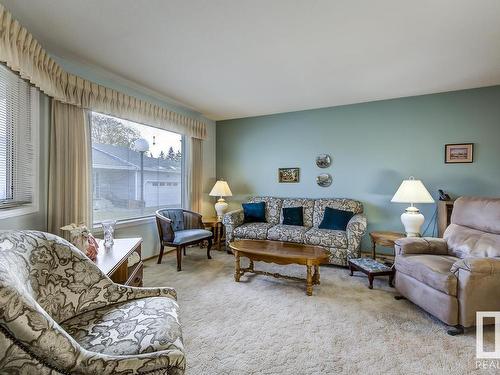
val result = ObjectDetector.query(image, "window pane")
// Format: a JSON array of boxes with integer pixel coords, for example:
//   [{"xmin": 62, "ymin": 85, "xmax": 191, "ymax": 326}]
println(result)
[{"xmin": 91, "ymin": 112, "xmax": 183, "ymax": 223}]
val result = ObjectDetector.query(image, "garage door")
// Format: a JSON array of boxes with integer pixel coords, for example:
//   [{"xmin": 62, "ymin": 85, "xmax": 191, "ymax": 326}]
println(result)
[{"xmin": 144, "ymin": 181, "xmax": 181, "ymax": 207}]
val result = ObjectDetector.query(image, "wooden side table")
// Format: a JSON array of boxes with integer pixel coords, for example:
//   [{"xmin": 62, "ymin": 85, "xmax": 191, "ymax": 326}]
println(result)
[
  {"xmin": 438, "ymin": 200, "xmax": 455, "ymax": 237},
  {"xmin": 202, "ymin": 217, "xmax": 226, "ymax": 252},
  {"xmin": 95, "ymin": 238, "xmax": 143, "ymax": 286},
  {"xmin": 369, "ymin": 231, "xmax": 405, "ymax": 260}
]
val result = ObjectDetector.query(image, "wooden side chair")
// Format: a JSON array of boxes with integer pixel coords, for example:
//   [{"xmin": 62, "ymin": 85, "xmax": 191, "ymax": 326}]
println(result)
[{"xmin": 156, "ymin": 209, "xmax": 213, "ymax": 271}]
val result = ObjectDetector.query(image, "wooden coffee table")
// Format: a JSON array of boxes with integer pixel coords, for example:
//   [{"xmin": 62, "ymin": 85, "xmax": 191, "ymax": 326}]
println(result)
[{"xmin": 229, "ymin": 239, "xmax": 330, "ymax": 296}]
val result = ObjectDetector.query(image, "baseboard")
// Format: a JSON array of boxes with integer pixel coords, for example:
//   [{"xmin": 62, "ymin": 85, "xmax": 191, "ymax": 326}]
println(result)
[
  {"xmin": 142, "ymin": 247, "xmax": 176, "ymax": 262},
  {"xmin": 142, "ymin": 244, "xmax": 218, "ymax": 262}
]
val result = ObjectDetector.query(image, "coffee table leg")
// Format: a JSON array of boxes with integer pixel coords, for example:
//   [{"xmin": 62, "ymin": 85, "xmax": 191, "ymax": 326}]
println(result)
[
  {"xmin": 313, "ymin": 265, "xmax": 320, "ymax": 285},
  {"xmin": 249, "ymin": 259, "xmax": 254, "ymax": 272},
  {"xmin": 234, "ymin": 251, "xmax": 241, "ymax": 282},
  {"xmin": 306, "ymin": 264, "xmax": 313, "ymax": 296}
]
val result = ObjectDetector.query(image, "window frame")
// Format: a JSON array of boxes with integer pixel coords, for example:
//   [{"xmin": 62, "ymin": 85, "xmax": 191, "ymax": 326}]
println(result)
[
  {"xmin": 0, "ymin": 68, "xmax": 40, "ymax": 220},
  {"xmin": 89, "ymin": 111, "xmax": 186, "ymax": 228}
]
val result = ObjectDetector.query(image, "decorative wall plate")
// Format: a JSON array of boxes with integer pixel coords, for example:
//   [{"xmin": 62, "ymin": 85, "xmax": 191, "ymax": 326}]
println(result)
[
  {"xmin": 316, "ymin": 173, "xmax": 332, "ymax": 187},
  {"xmin": 316, "ymin": 154, "xmax": 331, "ymax": 168}
]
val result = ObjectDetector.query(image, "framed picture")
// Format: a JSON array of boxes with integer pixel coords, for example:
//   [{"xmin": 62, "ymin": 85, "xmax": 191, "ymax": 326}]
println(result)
[
  {"xmin": 445, "ymin": 143, "xmax": 474, "ymax": 163},
  {"xmin": 278, "ymin": 168, "xmax": 300, "ymax": 183}
]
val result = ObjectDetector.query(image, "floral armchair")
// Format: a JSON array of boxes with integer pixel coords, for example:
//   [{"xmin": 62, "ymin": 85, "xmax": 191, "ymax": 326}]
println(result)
[{"xmin": 0, "ymin": 231, "xmax": 185, "ymax": 375}]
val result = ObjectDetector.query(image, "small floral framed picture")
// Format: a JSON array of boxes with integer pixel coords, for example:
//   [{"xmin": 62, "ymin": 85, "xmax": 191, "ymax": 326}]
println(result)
[
  {"xmin": 445, "ymin": 143, "xmax": 474, "ymax": 163},
  {"xmin": 278, "ymin": 168, "xmax": 300, "ymax": 183}
]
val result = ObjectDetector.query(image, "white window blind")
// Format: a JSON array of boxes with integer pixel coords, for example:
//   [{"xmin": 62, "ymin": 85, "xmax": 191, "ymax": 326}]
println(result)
[{"xmin": 0, "ymin": 63, "xmax": 39, "ymax": 212}]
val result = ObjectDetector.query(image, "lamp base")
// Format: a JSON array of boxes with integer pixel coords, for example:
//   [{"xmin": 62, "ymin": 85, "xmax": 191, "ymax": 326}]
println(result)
[
  {"xmin": 401, "ymin": 206, "xmax": 424, "ymax": 237},
  {"xmin": 214, "ymin": 198, "xmax": 228, "ymax": 221}
]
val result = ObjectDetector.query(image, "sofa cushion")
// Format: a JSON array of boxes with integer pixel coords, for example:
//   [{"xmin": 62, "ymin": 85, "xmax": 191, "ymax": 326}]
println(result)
[
  {"xmin": 173, "ymin": 229, "xmax": 212, "ymax": 244},
  {"xmin": 395, "ymin": 254, "xmax": 459, "ymax": 296},
  {"xmin": 62, "ymin": 297, "xmax": 183, "ymax": 356},
  {"xmin": 247, "ymin": 197, "xmax": 283, "ymax": 224},
  {"xmin": 234, "ymin": 223, "xmax": 274, "ymax": 240},
  {"xmin": 444, "ymin": 223, "xmax": 500, "ymax": 259},
  {"xmin": 304, "ymin": 227, "xmax": 348, "ymax": 248},
  {"xmin": 279, "ymin": 198, "xmax": 315, "ymax": 227},
  {"xmin": 312, "ymin": 199, "xmax": 363, "ymax": 226},
  {"xmin": 242, "ymin": 202, "xmax": 266, "ymax": 223},
  {"xmin": 267, "ymin": 224, "xmax": 309, "ymax": 243},
  {"xmin": 318, "ymin": 207, "xmax": 354, "ymax": 231},
  {"xmin": 282, "ymin": 207, "xmax": 304, "ymax": 226}
]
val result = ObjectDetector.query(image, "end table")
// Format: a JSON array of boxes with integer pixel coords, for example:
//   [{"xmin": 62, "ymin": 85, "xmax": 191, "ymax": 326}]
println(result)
[
  {"xmin": 95, "ymin": 238, "xmax": 143, "ymax": 287},
  {"xmin": 369, "ymin": 231, "xmax": 405, "ymax": 260},
  {"xmin": 202, "ymin": 217, "xmax": 226, "ymax": 252}
]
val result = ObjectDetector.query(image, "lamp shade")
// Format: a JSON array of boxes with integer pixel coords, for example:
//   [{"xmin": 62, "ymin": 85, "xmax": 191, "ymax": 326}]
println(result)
[
  {"xmin": 391, "ymin": 177, "xmax": 434, "ymax": 204},
  {"xmin": 209, "ymin": 180, "xmax": 232, "ymax": 197}
]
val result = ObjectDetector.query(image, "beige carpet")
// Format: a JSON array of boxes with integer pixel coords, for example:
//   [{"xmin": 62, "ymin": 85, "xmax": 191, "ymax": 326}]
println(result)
[{"xmin": 144, "ymin": 248, "xmax": 495, "ymax": 375}]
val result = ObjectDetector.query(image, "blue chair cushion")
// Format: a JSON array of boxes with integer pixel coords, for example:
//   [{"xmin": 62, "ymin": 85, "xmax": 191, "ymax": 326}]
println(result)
[
  {"xmin": 173, "ymin": 229, "xmax": 213, "ymax": 245},
  {"xmin": 159, "ymin": 209, "xmax": 184, "ymax": 232}
]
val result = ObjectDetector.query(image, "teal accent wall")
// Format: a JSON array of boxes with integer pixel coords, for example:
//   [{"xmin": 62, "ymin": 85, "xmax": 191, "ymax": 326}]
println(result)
[{"xmin": 216, "ymin": 86, "xmax": 500, "ymax": 251}]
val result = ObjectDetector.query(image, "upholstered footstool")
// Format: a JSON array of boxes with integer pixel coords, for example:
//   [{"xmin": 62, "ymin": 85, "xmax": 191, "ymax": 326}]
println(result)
[{"xmin": 348, "ymin": 258, "xmax": 394, "ymax": 289}]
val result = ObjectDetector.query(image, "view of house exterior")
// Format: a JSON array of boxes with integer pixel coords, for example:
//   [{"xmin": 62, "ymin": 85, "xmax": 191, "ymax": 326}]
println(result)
[{"xmin": 92, "ymin": 143, "xmax": 182, "ymax": 222}]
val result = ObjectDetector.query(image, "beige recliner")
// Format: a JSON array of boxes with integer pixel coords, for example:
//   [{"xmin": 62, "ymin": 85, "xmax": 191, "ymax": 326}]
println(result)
[{"xmin": 394, "ymin": 196, "xmax": 500, "ymax": 335}]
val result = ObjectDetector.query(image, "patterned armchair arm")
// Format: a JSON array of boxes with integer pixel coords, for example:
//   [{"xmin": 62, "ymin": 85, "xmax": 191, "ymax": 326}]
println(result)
[
  {"xmin": 1, "ymin": 304, "xmax": 81, "ymax": 373},
  {"xmin": 223, "ymin": 209, "xmax": 244, "ymax": 244},
  {"xmin": 346, "ymin": 213, "xmax": 367, "ymax": 259},
  {"xmin": 112, "ymin": 284, "xmax": 177, "ymax": 302},
  {"xmin": 183, "ymin": 210, "xmax": 204, "ymax": 230}
]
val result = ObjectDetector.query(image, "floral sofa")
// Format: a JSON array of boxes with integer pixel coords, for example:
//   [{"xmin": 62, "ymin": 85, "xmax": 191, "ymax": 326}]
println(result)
[
  {"xmin": 0, "ymin": 231, "xmax": 185, "ymax": 375},
  {"xmin": 223, "ymin": 197, "xmax": 367, "ymax": 266}
]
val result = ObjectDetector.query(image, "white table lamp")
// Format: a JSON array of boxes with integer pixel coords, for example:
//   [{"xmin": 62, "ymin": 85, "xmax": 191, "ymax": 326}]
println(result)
[
  {"xmin": 209, "ymin": 180, "xmax": 233, "ymax": 220},
  {"xmin": 391, "ymin": 176, "xmax": 435, "ymax": 237}
]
